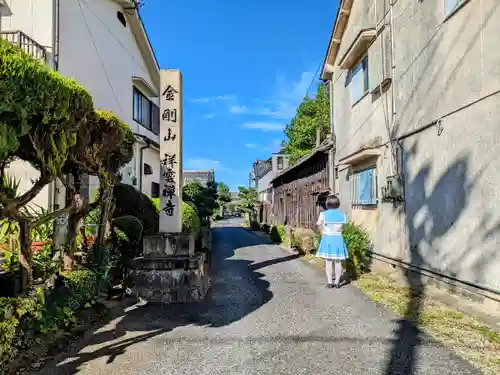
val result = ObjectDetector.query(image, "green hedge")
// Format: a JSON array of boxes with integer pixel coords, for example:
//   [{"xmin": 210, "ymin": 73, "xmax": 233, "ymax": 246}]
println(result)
[
  {"xmin": 151, "ymin": 198, "xmax": 201, "ymax": 235},
  {"xmin": 249, "ymin": 221, "xmax": 260, "ymax": 231},
  {"xmin": 260, "ymin": 224, "xmax": 270, "ymax": 234},
  {"xmin": 342, "ymin": 222, "xmax": 371, "ymax": 277},
  {"xmin": 270, "ymin": 224, "xmax": 285, "ymax": 244},
  {"xmin": 0, "ymin": 38, "xmax": 94, "ymax": 164},
  {"xmin": 0, "ymin": 270, "xmax": 98, "ymax": 366},
  {"xmin": 182, "ymin": 201, "xmax": 200, "ymax": 235}
]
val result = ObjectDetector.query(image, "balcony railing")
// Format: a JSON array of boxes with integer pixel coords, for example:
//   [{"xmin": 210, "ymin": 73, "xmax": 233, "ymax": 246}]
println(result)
[{"xmin": 0, "ymin": 30, "xmax": 49, "ymax": 63}]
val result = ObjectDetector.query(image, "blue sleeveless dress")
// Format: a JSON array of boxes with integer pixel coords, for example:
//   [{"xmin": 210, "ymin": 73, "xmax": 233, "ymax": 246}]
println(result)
[{"xmin": 316, "ymin": 209, "xmax": 349, "ymax": 260}]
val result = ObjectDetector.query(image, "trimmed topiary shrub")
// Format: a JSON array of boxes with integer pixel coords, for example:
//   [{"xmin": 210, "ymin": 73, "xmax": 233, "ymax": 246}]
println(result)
[
  {"xmin": 1, "ymin": 38, "xmax": 94, "ymax": 290},
  {"xmin": 276, "ymin": 224, "xmax": 286, "ymax": 243},
  {"xmin": 111, "ymin": 215, "xmax": 143, "ymax": 245},
  {"xmin": 269, "ymin": 225, "xmax": 284, "ymax": 244},
  {"xmin": 113, "ymin": 183, "xmax": 159, "ymax": 237},
  {"xmin": 250, "ymin": 221, "xmax": 260, "ymax": 231},
  {"xmin": 0, "ymin": 38, "xmax": 94, "ymax": 161}
]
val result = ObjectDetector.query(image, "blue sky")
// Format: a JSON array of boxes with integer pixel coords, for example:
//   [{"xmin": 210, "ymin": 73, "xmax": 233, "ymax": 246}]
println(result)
[{"xmin": 140, "ymin": 0, "xmax": 339, "ymax": 191}]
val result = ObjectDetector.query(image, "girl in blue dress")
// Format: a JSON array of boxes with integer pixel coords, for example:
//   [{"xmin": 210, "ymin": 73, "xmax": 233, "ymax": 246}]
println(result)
[{"xmin": 316, "ymin": 195, "xmax": 348, "ymax": 289}]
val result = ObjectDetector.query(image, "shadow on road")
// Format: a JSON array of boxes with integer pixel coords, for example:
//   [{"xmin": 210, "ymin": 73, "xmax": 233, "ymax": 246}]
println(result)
[{"xmin": 33, "ymin": 225, "xmax": 297, "ymax": 374}]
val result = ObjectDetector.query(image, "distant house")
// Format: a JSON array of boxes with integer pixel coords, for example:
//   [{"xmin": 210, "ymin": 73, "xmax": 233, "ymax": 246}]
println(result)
[
  {"xmin": 250, "ymin": 153, "xmax": 290, "ymax": 223},
  {"xmin": 251, "ymin": 153, "xmax": 290, "ymax": 203},
  {"xmin": 183, "ymin": 170, "xmax": 215, "ymax": 187},
  {"xmin": 0, "ymin": 0, "xmax": 160, "ymax": 208}
]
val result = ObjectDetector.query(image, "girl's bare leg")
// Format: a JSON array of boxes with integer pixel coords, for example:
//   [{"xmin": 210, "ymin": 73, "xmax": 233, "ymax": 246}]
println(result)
[
  {"xmin": 334, "ymin": 260, "xmax": 342, "ymax": 286},
  {"xmin": 325, "ymin": 259, "xmax": 333, "ymax": 285}
]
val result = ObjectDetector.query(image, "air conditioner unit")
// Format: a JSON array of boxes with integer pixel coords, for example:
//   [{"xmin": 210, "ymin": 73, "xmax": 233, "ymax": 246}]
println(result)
[{"xmin": 381, "ymin": 175, "xmax": 404, "ymax": 201}]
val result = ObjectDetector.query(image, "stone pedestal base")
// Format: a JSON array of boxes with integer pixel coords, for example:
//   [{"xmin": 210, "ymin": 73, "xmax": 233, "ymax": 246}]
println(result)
[
  {"xmin": 143, "ymin": 233, "xmax": 196, "ymax": 257},
  {"xmin": 127, "ymin": 253, "xmax": 208, "ymax": 303}
]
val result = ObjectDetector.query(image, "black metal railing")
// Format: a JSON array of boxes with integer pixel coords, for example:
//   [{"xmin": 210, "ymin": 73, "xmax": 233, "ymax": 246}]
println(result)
[{"xmin": 0, "ymin": 30, "xmax": 49, "ymax": 63}]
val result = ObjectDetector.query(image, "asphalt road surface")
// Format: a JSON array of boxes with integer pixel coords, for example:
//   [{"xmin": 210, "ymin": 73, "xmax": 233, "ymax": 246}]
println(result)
[{"xmin": 33, "ymin": 218, "xmax": 479, "ymax": 375}]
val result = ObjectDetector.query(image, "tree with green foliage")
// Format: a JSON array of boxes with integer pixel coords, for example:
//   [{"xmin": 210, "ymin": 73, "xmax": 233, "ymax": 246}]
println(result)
[
  {"xmin": 216, "ymin": 182, "xmax": 231, "ymax": 212},
  {"xmin": 236, "ymin": 186, "xmax": 258, "ymax": 214},
  {"xmin": 182, "ymin": 181, "xmax": 216, "ymax": 226},
  {"xmin": 183, "ymin": 181, "xmax": 204, "ymax": 206},
  {"xmin": 0, "ymin": 38, "xmax": 94, "ymax": 289},
  {"xmin": 61, "ymin": 110, "xmax": 135, "ymax": 268},
  {"xmin": 281, "ymin": 83, "xmax": 330, "ymax": 163}
]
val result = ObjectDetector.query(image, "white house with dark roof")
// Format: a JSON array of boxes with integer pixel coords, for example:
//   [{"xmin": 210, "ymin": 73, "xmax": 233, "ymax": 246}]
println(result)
[
  {"xmin": 183, "ymin": 170, "xmax": 215, "ymax": 188},
  {"xmin": 0, "ymin": 0, "xmax": 162, "ymax": 208}
]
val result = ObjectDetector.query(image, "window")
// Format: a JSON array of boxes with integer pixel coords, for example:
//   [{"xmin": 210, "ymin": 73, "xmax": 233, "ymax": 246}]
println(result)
[
  {"xmin": 151, "ymin": 182, "xmax": 160, "ymax": 198},
  {"xmin": 151, "ymin": 104, "xmax": 160, "ymax": 135},
  {"xmin": 117, "ymin": 11, "xmax": 127, "ymax": 27},
  {"xmin": 347, "ymin": 56, "xmax": 369, "ymax": 105},
  {"xmin": 133, "ymin": 87, "xmax": 159, "ymax": 135},
  {"xmin": 350, "ymin": 167, "xmax": 377, "ymax": 205},
  {"xmin": 143, "ymin": 163, "xmax": 153, "ymax": 175},
  {"xmin": 277, "ymin": 156, "xmax": 284, "ymax": 170},
  {"xmin": 445, "ymin": 0, "xmax": 468, "ymax": 17}
]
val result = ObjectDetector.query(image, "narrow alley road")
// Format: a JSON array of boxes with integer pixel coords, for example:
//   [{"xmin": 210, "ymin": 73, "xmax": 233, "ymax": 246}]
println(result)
[{"xmin": 34, "ymin": 219, "xmax": 479, "ymax": 375}]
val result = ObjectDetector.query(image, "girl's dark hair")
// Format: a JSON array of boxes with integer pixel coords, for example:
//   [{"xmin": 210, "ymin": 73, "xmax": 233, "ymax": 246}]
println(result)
[{"xmin": 325, "ymin": 195, "xmax": 340, "ymax": 209}]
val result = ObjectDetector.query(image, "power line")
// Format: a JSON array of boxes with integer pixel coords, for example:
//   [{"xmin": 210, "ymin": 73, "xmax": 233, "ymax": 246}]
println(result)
[
  {"xmin": 304, "ymin": 61, "xmax": 323, "ymax": 98},
  {"xmin": 76, "ymin": 0, "xmax": 124, "ymax": 116},
  {"xmin": 80, "ymin": 0, "xmax": 151, "ymax": 74}
]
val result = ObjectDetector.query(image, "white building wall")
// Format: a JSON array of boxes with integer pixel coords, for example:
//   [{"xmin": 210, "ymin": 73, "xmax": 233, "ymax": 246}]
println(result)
[
  {"xmin": 1, "ymin": 0, "xmax": 54, "ymax": 209},
  {"xmin": 141, "ymin": 146, "xmax": 161, "ymax": 197},
  {"xmin": 0, "ymin": 0, "xmax": 53, "ymax": 48},
  {"xmin": 59, "ymin": 0, "xmax": 160, "ymax": 198},
  {"xmin": 4, "ymin": 161, "xmax": 51, "ymax": 211},
  {"xmin": 331, "ymin": 0, "xmax": 500, "ymax": 295},
  {"xmin": 58, "ymin": 0, "xmax": 159, "ymax": 140},
  {"xmin": 1, "ymin": 0, "xmax": 161, "ymax": 209}
]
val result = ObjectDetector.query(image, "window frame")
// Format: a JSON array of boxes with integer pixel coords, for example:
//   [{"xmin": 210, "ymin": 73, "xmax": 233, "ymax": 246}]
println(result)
[
  {"xmin": 133, "ymin": 86, "xmax": 160, "ymax": 135},
  {"xmin": 151, "ymin": 182, "xmax": 160, "ymax": 198},
  {"xmin": 349, "ymin": 166, "xmax": 378, "ymax": 206},
  {"xmin": 277, "ymin": 156, "xmax": 284, "ymax": 170},
  {"xmin": 347, "ymin": 55, "xmax": 369, "ymax": 106}
]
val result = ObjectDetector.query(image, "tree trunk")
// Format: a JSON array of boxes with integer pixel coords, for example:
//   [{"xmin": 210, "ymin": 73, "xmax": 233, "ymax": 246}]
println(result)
[
  {"xmin": 96, "ymin": 188, "xmax": 113, "ymax": 246},
  {"xmin": 80, "ymin": 224, "xmax": 89, "ymax": 252},
  {"xmin": 18, "ymin": 221, "xmax": 33, "ymax": 291},
  {"xmin": 53, "ymin": 172, "xmax": 85, "ymax": 271},
  {"xmin": 64, "ymin": 210, "xmax": 79, "ymax": 270}
]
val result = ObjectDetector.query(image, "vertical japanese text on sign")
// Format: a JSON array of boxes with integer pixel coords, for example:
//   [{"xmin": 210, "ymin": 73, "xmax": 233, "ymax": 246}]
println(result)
[{"xmin": 159, "ymin": 70, "xmax": 183, "ymax": 232}]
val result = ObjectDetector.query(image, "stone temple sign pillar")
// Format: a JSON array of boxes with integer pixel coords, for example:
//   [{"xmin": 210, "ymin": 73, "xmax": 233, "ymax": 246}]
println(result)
[
  {"xmin": 159, "ymin": 69, "xmax": 183, "ymax": 233},
  {"xmin": 127, "ymin": 69, "xmax": 209, "ymax": 304}
]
